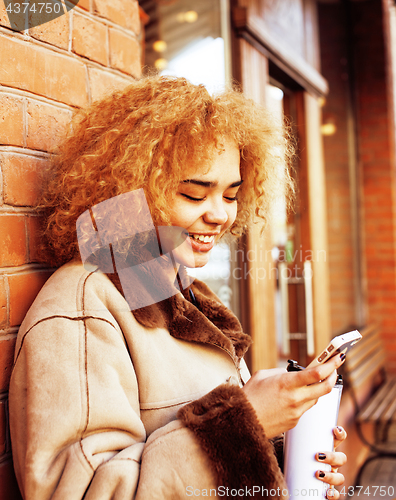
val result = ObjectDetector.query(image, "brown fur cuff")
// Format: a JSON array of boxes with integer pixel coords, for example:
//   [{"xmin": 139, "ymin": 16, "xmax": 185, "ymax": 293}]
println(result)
[
  {"xmin": 178, "ymin": 384, "xmax": 287, "ymax": 498},
  {"xmin": 271, "ymin": 435, "xmax": 285, "ymax": 472}
]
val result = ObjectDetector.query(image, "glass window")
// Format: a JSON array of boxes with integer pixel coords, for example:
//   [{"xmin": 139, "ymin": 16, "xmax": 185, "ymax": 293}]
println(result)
[{"xmin": 141, "ymin": 0, "xmax": 230, "ymax": 92}]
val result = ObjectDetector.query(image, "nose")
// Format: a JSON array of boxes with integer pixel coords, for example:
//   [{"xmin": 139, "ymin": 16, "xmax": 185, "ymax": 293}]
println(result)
[{"xmin": 203, "ymin": 200, "xmax": 228, "ymax": 225}]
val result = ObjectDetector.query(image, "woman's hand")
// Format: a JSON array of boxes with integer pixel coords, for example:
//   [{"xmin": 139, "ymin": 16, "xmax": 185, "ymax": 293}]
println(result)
[
  {"xmin": 242, "ymin": 353, "xmax": 345, "ymax": 439},
  {"xmin": 315, "ymin": 426, "xmax": 347, "ymax": 499}
]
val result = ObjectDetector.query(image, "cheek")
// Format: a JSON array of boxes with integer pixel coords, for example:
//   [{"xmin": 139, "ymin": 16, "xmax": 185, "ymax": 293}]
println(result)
[
  {"xmin": 226, "ymin": 204, "xmax": 238, "ymax": 228},
  {"xmin": 169, "ymin": 200, "xmax": 198, "ymax": 228}
]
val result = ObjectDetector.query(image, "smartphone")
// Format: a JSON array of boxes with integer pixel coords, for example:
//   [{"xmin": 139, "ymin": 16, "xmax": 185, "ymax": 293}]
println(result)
[{"xmin": 306, "ymin": 330, "xmax": 362, "ymax": 368}]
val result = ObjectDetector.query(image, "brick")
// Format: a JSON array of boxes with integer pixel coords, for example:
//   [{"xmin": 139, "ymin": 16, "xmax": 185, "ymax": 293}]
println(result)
[
  {"xmin": 0, "ymin": 215, "xmax": 26, "ymax": 267},
  {"xmin": 0, "ymin": 169, "xmax": 2, "ymax": 206},
  {"xmin": 0, "ymin": 460, "xmax": 23, "ymax": 500},
  {"xmin": 29, "ymin": 9, "xmax": 70, "ymax": 50},
  {"xmin": 9, "ymin": 271, "xmax": 52, "ymax": 327},
  {"xmin": 0, "ymin": 95, "xmax": 24, "ymax": 147},
  {"xmin": 26, "ymin": 101, "xmax": 71, "ymax": 153},
  {"xmin": 0, "ymin": 277, "xmax": 6, "ymax": 329},
  {"xmin": 0, "ymin": 2, "xmax": 8, "ymax": 27},
  {"xmin": 76, "ymin": 0, "xmax": 90, "ymax": 11},
  {"xmin": 72, "ymin": 13, "xmax": 108, "ymax": 65},
  {"xmin": 0, "ymin": 0, "xmax": 21, "ymax": 30},
  {"xmin": 27, "ymin": 215, "xmax": 46, "ymax": 263},
  {"xmin": 0, "ymin": 399, "xmax": 6, "ymax": 455},
  {"xmin": 129, "ymin": 0, "xmax": 140, "ymax": 35},
  {"xmin": 0, "ymin": 337, "xmax": 16, "ymax": 393},
  {"xmin": 0, "ymin": 34, "xmax": 88, "ymax": 107},
  {"xmin": 109, "ymin": 28, "xmax": 140, "ymax": 76},
  {"xmin": 1, "ymin": 153, "xmax": 46, "ymax": 207},
  {"xmin": 92, "ymin": 0, "xmax": 140, "ymax": 34},
  {"xmin": 88, "ymin": 67, "xmax": 133, "ymax": 102}
]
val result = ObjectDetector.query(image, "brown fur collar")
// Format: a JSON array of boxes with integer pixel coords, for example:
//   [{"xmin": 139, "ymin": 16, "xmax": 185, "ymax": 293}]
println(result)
[{"xmin": 106, "ymin": 264, "xmax": 251, "ymax": 363}]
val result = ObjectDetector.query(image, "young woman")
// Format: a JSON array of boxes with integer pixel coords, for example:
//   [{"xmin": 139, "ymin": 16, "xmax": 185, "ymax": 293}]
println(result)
[{"xmin": 9, "ymin": 75, "xmax": 347, "ymax": 499}]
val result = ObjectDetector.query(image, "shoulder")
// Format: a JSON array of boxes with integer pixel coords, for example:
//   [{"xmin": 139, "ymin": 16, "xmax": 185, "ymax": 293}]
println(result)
[{"xmin": 20, "ymin": 260, "xmax": 129, "ymax": 334}]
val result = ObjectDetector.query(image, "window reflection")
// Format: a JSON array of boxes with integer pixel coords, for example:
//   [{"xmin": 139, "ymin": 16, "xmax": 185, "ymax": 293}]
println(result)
[{"xmin": 141, "ymin": 0, "xmax": 227, "ymax": 92}]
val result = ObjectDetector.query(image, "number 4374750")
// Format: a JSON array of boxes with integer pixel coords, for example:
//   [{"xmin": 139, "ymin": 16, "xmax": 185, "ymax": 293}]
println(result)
[
  {"xmin": 339, "ymin": 485, "xmax": 395, "ymax": 496},
  {"xmin": 6, "ymin": 3, "xmax": 63, "ymax": 14}
]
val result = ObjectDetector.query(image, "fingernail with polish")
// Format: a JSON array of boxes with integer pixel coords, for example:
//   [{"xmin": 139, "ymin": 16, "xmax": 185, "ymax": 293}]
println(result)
[
  {"xmin": 340, "ymin": 353, "xmax": 346, "ymax": 361},
  {"xmin": 318, "ymin": 471, "xmax": 326, "ymax": 478},
  {"xmin": 318, "ymin": 453, "xmax": 326, "ymax": 460}
]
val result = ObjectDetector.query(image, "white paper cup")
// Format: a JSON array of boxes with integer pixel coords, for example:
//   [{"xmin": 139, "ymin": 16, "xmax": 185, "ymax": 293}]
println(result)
[{"xmin": 284, "ymin": 383, "xmax": 343, "ymax": 499}]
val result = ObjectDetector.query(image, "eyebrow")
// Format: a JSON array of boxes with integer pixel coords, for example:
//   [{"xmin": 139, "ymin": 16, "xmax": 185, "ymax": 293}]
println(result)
[{"xmin": 181, "ymin": 179, "xmax": 244, "ymax": 188}]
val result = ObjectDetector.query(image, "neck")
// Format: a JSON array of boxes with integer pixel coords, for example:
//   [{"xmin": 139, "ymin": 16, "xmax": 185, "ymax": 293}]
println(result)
[{"xmin": 160, "ymin": 254, "xmax": 182, "ymax": 292}]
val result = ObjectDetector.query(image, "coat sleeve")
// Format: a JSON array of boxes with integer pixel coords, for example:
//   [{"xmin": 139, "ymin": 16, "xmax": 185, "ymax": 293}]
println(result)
[
  {"xmin": 10, "ymin": 314, "xmax": 147, "ymax": 500},
  {"xmin": 9, "ymin": 314, "xmax": 287, "ymax": 500}
]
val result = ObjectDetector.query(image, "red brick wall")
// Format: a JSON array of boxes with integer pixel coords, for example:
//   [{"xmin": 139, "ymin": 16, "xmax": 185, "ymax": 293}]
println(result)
[
  {"xmin": 319, "ymin": 0, "xmax": 396, "ymax": 372},
  {"xmin": 0, "ymin": 1, "xmax": 141, "ymax": 496},
  {"xmin": 353, "ymin": 0, "xmax": 396, "ymax": 369}
]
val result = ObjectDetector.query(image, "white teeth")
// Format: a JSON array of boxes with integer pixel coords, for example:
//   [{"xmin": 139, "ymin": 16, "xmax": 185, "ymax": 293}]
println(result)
[{"xmin": 190, "ymin": 234, "xmax": 214, "ymax": 243}]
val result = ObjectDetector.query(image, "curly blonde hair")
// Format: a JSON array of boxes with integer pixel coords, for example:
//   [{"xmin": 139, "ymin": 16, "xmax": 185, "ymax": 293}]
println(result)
[{"xmin": 40, "ymin": 75, "xmax": 294, "ymax": 266}]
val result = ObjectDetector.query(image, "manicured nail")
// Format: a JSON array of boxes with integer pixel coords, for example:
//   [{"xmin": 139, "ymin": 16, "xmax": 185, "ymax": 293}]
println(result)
[
  {"xmin": 340, "ymin": 353, "xmax": 346, "ymax": 361},
  {"xmin": 318, "ymin": 471, "xmax": 326, "ymax": 478},
  {"xmin": 318, "ymin": 453, "xmax": 326, "ymax": 460}
]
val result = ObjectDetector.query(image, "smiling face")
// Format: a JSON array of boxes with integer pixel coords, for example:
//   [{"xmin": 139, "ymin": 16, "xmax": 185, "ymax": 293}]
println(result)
[{"xmin": 168, "ymin": 139, "xmax": 241, "ymax": 268}]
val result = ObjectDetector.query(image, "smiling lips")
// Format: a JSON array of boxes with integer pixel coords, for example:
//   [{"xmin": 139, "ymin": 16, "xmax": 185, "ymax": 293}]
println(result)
[
  {"xmin": 189, "ymin": 234, "xmax": 215, "ymax": 243},
  {"xmin": 187, "ymin": 233, "xmax": 217, "ymax": 252}
]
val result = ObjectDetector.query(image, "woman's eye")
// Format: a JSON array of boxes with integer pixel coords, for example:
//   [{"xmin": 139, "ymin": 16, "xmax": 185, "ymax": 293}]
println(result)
[
  {"xmin": 181, "ymin": 193, "xmax": 205, "ymax": 202},
  {"xmin": 179, "ymin": 193, "xmax": 238, "ymax": 202}
]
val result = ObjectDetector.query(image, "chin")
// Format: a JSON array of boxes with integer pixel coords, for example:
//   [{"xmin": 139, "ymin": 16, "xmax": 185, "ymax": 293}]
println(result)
[
  {"xmin": 173, "ymin": 250, "xmax": 210, "ymax": 269},
  {"xmin": 182, "ymin": 257, "xmax": 210, "ymax": 269},
  {"xmin": 192, "ymin": 255, "xmax": 211, "ymax": 268}
]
